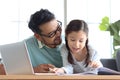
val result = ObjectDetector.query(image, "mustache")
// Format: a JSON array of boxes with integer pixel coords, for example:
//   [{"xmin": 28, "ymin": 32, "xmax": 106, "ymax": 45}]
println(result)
[{"xmin": 41, "ymin": 36, "xmax": 61, "ymax": 46}]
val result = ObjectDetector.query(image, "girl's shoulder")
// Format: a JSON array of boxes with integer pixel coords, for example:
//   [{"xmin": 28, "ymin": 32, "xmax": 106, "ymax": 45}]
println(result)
[
  {"xmin": 60, "ymin": 43, "xmax": 69, "ymax": 56},
  {"xmin": 88, "ymin": 45, "xmax": 101, "ymax": 61},
  {"xmin": 88, "ymin": 45, "xmax": 96, "ymax": 52},
  {"xmin": 88, "ymin": 45, "xmax": 98, "ymax": 56},
  {"xmin": 61, "ymin": 43, "xmax": 67, "ymax": 50}
]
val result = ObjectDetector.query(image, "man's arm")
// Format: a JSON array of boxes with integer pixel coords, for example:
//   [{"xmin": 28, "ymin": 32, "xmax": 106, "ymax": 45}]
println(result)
[{"xmin": 0, "ymin": 64, "xmax": 6, "ymax": 75}]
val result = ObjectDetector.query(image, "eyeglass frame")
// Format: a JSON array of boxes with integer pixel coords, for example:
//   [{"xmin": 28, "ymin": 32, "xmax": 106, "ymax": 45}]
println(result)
[{"xmin": 38, "ymin": 20, "xmax": 62, "ymax": 38}]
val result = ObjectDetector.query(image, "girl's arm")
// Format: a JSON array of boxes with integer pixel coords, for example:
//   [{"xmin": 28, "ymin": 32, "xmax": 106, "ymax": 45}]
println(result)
[{"xmin": 55, "ymin": 44, "xmax": 73, "ymax": 74}]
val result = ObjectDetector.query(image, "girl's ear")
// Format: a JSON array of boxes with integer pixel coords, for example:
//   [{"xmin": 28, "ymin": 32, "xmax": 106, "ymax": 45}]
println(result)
[{"xmin": 34, "ymin": 33, "xmax": 42, "ymax": 41}]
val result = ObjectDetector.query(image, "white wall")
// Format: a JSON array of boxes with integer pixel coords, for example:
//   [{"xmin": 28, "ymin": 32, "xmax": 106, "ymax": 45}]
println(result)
[{"xmin": 0, "ymin": 0, "xmax": 64, "ymax": 45}]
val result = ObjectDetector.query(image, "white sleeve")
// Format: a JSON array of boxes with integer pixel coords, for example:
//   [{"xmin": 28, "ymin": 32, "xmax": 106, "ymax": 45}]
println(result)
[
  {"xmin": 91, "ymin": 51, "xmax": 103, "ymax": 67},
  {"xmin": 89, "ymin": 45, "xmax": 103, "ymax": 67},
  {"xmin": 60, "ymin": 44, "xmax": 73, "ymax": 74},
  {"xmin": 83, "ymin": 47, "xmax": 103, "ymax": 74},
  {"xmin": 62, "ymin": 64, "xmax": 73, "ymax": 74}
]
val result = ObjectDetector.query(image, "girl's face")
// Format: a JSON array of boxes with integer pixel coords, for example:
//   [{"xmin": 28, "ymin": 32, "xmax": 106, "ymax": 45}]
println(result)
[{"xmin": 67, "ymin": 30, "xmax": 87, "ymax": 54}]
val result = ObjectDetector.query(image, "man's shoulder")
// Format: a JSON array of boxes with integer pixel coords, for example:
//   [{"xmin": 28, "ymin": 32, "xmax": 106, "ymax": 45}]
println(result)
[
  {"xmin": 24, "ymin": 36, "xmax": 35, "ymax": 41},
  {"xmin": 24, "ymin": 36, "xmax": 38, "ymax": 47},
  {"xmin": 24, "ymin": 36, "xmax": 36, "ymax": 43}
]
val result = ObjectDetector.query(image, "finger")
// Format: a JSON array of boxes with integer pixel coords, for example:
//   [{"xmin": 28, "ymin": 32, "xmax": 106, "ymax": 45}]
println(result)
[
  {"xmin": 44, "ymin": 66, "xmax": 49, "ymax": 71},
  {"xmin": 40, "ymin": 64, "xmax": 49, "ymax": 71},
  {"xmin": 47, "ymin": 64, "xmax": 55, "ymax": 68},
  {"xmin": 89, "ymin": 62, "xmax": 96, "ymax": 67},
  {"xmin": 48, "ymin": 68, "xmax": 55, "ymax": 73},
  {"xmin": 88, "ymin": 61, "xmax": 93, "ymax": 65},
  {"xmin": 92, "ymin": 63, "xmax": 99, "ymax": 68}
]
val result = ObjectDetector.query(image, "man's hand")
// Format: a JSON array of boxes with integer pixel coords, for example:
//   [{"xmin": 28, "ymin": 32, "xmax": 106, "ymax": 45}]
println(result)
[
  {"xmin": 33, "ymin": 64, "xmax": 55, "ymax": 73},
  {"xmin": 0, "ymin": 64, "xmax": 6, "ymax": 75}
]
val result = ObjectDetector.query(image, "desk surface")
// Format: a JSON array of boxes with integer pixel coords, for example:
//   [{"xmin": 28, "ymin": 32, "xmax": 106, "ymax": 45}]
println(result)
[{"xmin": 0, "ymin": 73, "xmax": 120, "ymax": 80}]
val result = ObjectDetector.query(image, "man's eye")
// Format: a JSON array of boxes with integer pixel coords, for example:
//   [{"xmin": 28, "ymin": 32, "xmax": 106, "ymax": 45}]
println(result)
[{"xmin": 48, "ymin": 32, "xmax": 55, "ymax": 36}]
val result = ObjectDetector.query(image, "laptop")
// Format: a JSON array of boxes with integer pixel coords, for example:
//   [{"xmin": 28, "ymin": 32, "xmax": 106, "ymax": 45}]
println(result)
[{"xmin": 0, "ymin": 41, "xmax": 34, "ymax": 75}]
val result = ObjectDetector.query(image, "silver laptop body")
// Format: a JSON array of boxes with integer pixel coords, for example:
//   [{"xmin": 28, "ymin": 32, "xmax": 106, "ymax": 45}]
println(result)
[{"xmin": 0, "ymin": 41, "xmax": 34, "ymax": 75}]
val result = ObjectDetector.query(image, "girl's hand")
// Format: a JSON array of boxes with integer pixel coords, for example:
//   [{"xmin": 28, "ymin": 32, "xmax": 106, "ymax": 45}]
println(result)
[
  {"xmin": 49, "ymin": 68, "xmax": 65, "ymax": 74},
  {"xmin": 89, "ymin": 61, "xmax": 100, "ymax": 68}
]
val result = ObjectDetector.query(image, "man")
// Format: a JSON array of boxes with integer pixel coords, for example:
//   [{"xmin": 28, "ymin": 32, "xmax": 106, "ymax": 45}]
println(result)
[
  {"xmin": 0, "ymin": 9, "xmax": 63, "ymax": 74},
  {"xmin": 25, "ymin": 9, "xmax": 63, "ymax": 73}
]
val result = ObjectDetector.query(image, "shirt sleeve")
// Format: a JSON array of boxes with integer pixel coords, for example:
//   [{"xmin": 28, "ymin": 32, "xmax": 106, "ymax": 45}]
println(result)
[
  {"xmin": 60, "ymin": 44, "xmax": 73, "ymax": 74},
  {"xmin": 91, "ymin": 50, "xmax": 103, "ymax": 68},
  {"xmin": 62, "ymin": 64, "xmax": 73, "ymax": 74},
  {"xmin": 84, "ymin": 46, "xmax": 103, "ymax": 74}
]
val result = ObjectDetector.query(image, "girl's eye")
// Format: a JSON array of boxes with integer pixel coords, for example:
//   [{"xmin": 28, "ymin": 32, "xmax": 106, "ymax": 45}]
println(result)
[
  {"xmin": 79, "ymin": 40, "xmax": 84, "ymax": 43},
  {"xmin": 79, "ymin": 41, "xmax": 83, "ymax": 42},
  {"xmin": 70, "ymin": 39, "xmax": 75, "ymax": 41}
]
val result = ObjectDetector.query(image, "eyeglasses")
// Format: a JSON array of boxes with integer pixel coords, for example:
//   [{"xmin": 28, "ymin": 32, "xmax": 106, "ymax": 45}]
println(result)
[{"xmin": 39, "ymin": 20, "xmax": 62, "ymax": 38}]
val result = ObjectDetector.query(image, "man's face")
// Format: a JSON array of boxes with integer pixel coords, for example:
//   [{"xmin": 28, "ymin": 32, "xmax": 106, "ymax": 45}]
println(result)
[{"xmin": 37, "ymin": 19, "xmax": 62, "ymax": 48}]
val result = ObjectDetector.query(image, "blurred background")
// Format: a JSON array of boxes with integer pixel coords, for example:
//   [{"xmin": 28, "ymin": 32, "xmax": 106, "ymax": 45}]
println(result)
[{"xmin": 0, "ymin": 0, "xmax": 120, "ymax": 58}]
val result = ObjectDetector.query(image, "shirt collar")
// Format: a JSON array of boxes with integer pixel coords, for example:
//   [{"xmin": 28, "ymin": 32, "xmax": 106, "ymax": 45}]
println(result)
[
  {"xmin": 37, "ymin": 40, "xmax": 45, "ymax": 48},
  {"xmin": 37, "ymin": 40, "xmax": 52, "ymax": 48},
  {"xmin": 37, "ymin": 39, "xmax": 62, "ymax": 49}
]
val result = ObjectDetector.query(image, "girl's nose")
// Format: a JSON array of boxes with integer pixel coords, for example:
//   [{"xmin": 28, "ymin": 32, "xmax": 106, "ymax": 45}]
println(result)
[{"xmin": 74, "ymin": 41, "xmax": 80, "ymax": 48}]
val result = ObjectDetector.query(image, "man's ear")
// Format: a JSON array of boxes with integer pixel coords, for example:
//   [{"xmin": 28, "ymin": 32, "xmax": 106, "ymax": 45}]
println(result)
[{"xmin": 34, "ymin": 33, "xmax": 42, "ymax": 41}]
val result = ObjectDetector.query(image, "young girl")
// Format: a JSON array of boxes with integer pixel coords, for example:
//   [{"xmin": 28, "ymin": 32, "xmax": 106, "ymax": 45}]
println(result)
[{"xmin": 50, "ymin": 19, "xmax": 103, "ymax": 74}]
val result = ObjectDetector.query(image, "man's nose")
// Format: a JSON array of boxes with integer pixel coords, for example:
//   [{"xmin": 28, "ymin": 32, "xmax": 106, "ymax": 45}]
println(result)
[{"xmin": 55, "ymin": 30, "xmax": 61, "ymax": 36}]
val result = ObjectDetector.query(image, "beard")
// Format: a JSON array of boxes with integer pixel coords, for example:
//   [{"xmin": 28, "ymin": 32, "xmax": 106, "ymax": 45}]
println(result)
[
  {"xmin": 54, "ymin": 36, "xmax": 62, "ymax": 45},
  {"xmin": 41, "ymin": 36, "xmax": 62, "ymax": 48}
]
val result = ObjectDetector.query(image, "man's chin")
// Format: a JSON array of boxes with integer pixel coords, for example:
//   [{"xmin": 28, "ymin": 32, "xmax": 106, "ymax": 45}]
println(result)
[
  {"xmin": 55, "ymin": 41, "xmax": 61, "ymax": 45},
  {"xmin": 55, "ymin": 39, "xmax": 62, "ymax": 45}
]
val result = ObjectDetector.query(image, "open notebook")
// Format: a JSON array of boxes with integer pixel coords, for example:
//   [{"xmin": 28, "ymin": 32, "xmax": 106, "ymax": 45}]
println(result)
[{"xmin": 0, "ymin": 41, "xmax": 34, "ymax": 75}]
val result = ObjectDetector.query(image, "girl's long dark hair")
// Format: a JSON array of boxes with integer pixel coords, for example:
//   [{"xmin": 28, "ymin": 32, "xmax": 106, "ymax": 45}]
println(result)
[{"xmin": 65, "ymin": 19, "xmax": 90, "ymax": 67}]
